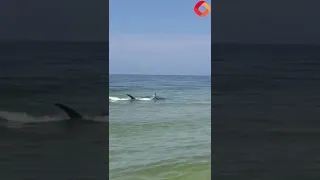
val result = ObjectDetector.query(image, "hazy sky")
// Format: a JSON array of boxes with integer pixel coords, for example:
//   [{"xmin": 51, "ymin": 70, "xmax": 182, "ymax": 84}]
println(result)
[
  {"xmin": 2, "ymin": 0, "xmax": 320, "ymax": 74},
  {"xmin": 109, "ymin": 0, "xmax": 211, "ymax": 75}
]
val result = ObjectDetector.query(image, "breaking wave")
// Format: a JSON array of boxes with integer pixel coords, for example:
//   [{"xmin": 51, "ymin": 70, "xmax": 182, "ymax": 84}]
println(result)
[
  {"xmin": 109, "ymin": 96, "xmax": 155, "ymax": 102},
  {"xmin": 0, "ymin": 110, "xmax": 108, "ymax": 129}
]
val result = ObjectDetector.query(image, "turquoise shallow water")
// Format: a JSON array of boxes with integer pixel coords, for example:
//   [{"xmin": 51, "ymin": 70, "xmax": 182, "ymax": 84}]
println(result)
[{"xmin": 109, "ymin": 74, "xmax": 211, "ymax": 180}]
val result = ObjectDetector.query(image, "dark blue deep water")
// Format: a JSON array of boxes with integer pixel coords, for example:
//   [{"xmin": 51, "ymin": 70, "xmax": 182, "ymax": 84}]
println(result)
[
  {"xmin": 213, "ymin": 44, "xmax": 320, "ymax": 179},
  {"xmin": 0, "ymin": 41, "xmax": 108, "ymax": 180}
]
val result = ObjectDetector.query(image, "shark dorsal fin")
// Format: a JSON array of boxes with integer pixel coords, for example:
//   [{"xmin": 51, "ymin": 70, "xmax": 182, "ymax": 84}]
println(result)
[
  {"xmin": 126, "ymin": 94, "xmax": 135, "ymax": 100},
  {"xmin": 54, "ymin": 103, "xmax": 82, "ymax": 119}
]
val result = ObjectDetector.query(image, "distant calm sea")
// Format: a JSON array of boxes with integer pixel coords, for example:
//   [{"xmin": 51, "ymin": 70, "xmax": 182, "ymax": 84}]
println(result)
[
  {"xmin": 0, "ymin": 41, "xmax": 108, "ymax": 180},
  {"xmin": 213, "ymin": 44, "xmax": 320, "ymax": 179},
  {"xmin": 109, "ymin": 74, "xmax": 211, "ymax": 180}
]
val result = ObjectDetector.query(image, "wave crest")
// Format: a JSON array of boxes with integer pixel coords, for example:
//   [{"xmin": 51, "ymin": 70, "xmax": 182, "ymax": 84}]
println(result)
[
  {"xmin": 109, "ymin": 96, "xmax": 154, "ymax": 102},
  {"xmin": 0, "ymin": 111, "xmax": 107, "ymax": 124}
]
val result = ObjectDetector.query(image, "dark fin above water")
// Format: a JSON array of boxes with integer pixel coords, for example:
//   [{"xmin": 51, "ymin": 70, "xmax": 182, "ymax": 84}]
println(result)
[
  {"xmin": 126, "ymin": 94, "xmax": 135, "ymax": 100},
  {"xmin": 54, "ymin": 103, "xmax": 83, "ymax": 119}
]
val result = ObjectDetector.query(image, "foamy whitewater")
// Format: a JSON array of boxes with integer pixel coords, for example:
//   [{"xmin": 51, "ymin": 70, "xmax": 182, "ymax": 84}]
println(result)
[
  {"xmin": 109, "ymin": 93, "xmax": 162, "ymax": 102},
  {"xmin": 0, "ymin": 110, "xmax": 108, "ymax": 131},
  {"xmin": 0, "ymin": 111, "xmax": 108, "ymax": 123}
]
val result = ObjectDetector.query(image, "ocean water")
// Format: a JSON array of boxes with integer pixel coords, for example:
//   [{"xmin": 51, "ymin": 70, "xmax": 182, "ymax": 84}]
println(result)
[
  {"xmin": 213, "ymin": 44, "xmax": 320, "ymax": 179},
  {"xmin": 109, "ymin": 74, "xmax": 211, "ymax": 180},
  {"xmin": 0, "ymin": 41, "xmax": 108, "ymax": 180}
]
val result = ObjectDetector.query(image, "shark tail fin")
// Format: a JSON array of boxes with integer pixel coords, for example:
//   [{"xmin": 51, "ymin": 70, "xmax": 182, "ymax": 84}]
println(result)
[
  {"xmin": 54, "ymin": 103, "xmax": 83, "ymax": 119},
  {"xmin": 126, "ymin": 94, "xmax": 135, "ymax": 100}
]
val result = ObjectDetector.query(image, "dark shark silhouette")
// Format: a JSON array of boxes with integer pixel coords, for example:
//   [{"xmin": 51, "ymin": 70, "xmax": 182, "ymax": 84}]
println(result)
[
  {"xmin": 126, "ymin": 94, "xmax": 136, "ymax": 100},
  {"xmin": 55, "ymin": 103, "xmax": 83, "ymax": 119},
  {"xmin": 53, "ymin": 103, "xmax": 107, "ymax": 129}
]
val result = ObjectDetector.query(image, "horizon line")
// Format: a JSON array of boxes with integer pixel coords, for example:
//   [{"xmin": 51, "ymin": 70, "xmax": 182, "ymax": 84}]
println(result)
[
  {"xmin": 109, "ymin": 73, "xmax": 210, "ymax": 77},
  {"xmin": 0, "ymin": 39, "xmax": 108, "ymax": 43},
  {"xmin": 212, "ymin": 42, "xmax": 320, "ymax": 45},
  {"xmin": 1, "ymin": 40, "xmax": 320, "ymax": 45}
]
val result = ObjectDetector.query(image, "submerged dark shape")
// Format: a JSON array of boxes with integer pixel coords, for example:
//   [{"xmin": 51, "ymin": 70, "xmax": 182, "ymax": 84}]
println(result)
[
  {"xmin": 101, "ymin": 112, "xmax": 109, "ymax": 116},
  {"xmin": 151, "ymin": 92, "xmax": 166, "ymax": 100}
]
